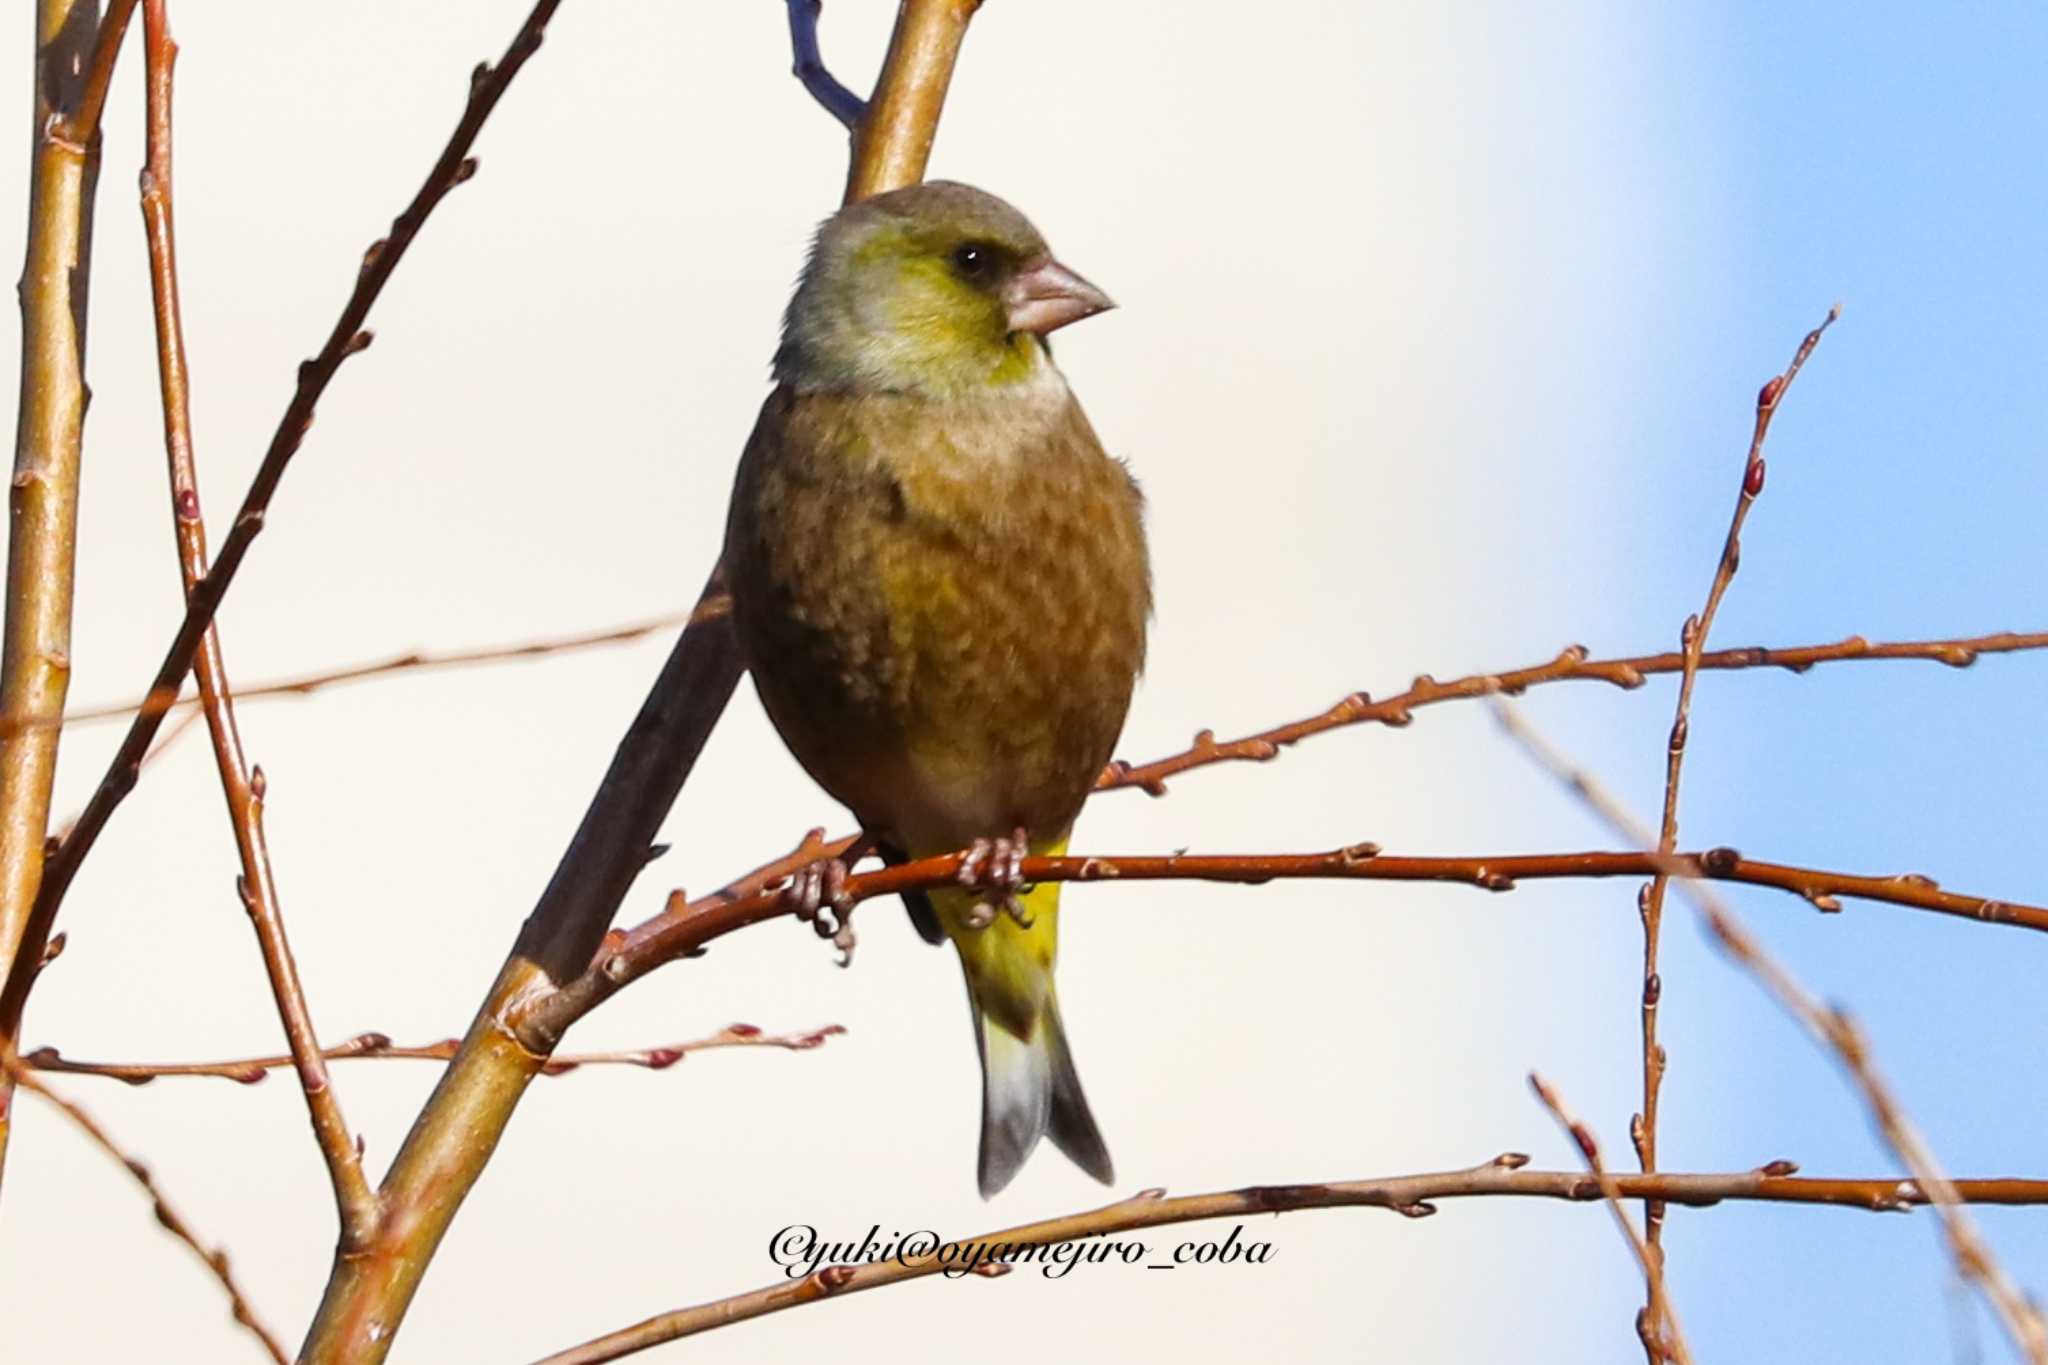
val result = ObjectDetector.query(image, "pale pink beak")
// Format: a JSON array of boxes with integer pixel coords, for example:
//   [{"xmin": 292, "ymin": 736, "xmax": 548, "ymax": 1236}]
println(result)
[{"xmin": 1005, "ymin": 256, "xmax": 1116, "ymax": 335}]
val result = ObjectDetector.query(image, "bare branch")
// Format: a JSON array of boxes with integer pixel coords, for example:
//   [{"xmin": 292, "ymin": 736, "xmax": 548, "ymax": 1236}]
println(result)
[
  {"xmin": 41, "ymin": 618, "xmax": 2032, "ymax": 751},
  {"xmin": 1531, "ymin": 1073, "xmax": 1693, "ymax": 1365},
  {"xmin": 136, "ymin": 0, "xmax": 375, "ymax": 1249},
  {"xmin": 784, "ymin": 0, "xmax": 866, "ymax": 130},
  {"xmin": 528, "ymin": 1154, "xmax": 2048, "ymax": 1364},
  {"xmin": 15, "ymin": 0, "xmax": 568, "ymax": 946},
  {"xmin": 1494, "ymin": 699, "xmax": 2048, "ymax": 1363},
  {"xmin": 63, "ymin": 605, "xmax": 714, "ymax": 727},
  {"xmin": 23, "ymin": 1022, "xmax": 843, "ymax": 1084},
  {"xmin": 298, "ymin": 5, "xmax": 982, "ymax": 1358},
  {"xmin": 518, "ymin": 835, "xmax": 2048, "ymax": 1048},
  {"xmin": 1096, "ymin": 623, "xmax": 2048, "ymax": 798},
  {"xmin": 1632, "ymin": 306, "xmax": 1837, "ymax": 1307},
  {"xmin": 1, "ymin": 1050, "xmax": 287, "ymax": 1362},
  {"xmin": 1712, "ymin": 927, "xmax": 2048, "ymax": 1364},
  {"xmin": 844, "ymin": 0, "xmax": 979, "ymax": 200},
  {"xmin": 6, "ymin": 0, "xmax": 566, "ymax": 1249},
  {"xmin": 54, "ymin": 0, "xmax": 141, "ymax": 146},
  {"xmin": 0, "ymin": 0, "xmax": 138, "ymax": 1190},
  {"xmin": 48, "ymin": 706, "xmax": 201, "ymax": 852}
]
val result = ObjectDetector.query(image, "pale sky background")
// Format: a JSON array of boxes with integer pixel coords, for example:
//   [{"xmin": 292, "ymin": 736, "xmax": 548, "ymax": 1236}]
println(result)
[{"xmin": 0, "ymin": 3, "xmax": 2040, "ymax": 1362}]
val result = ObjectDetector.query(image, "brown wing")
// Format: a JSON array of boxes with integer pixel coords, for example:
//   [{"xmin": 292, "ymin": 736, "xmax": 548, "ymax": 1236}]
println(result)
[{"xmin": 723, "ymin": 386, "xmax": 918, "ymax": 831}]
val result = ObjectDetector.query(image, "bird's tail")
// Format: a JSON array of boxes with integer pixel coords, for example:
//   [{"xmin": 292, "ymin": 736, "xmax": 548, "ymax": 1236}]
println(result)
[
  {"xmin": 972, "ymin": 976, "xmax": 1113, "ymax": 1198},
  {"xmin": 932, "ymin": 863, "xmax": 1114, "ymax": 1198}
]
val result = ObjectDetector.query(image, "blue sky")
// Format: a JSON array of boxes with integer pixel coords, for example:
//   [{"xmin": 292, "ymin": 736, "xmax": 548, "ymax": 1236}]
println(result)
[{"xmin": 1518, "ymin": 7, "xmax": 2048, "ymax": 1358}]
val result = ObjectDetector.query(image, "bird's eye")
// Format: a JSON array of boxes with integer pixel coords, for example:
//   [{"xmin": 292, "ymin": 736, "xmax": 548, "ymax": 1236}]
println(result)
[{"xmin": 952, "ymin": 242, "xmax": 994, "ymax": 278}]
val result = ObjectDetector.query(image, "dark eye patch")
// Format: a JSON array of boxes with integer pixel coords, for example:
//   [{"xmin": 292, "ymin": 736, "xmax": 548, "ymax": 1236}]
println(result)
[{"xmin": 951, "ymin": 240, "xmax": 1000, "ymax": 281}]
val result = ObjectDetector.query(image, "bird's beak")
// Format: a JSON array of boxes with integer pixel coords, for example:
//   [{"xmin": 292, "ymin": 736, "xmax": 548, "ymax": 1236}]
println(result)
[{"xmin": 1005, "ymin": 256, "xmax": 1116, "ymax": 336}]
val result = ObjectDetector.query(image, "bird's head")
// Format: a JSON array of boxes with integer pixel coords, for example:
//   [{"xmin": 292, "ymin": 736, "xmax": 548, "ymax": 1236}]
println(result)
[{"xmin": 775, "ymin": 181, "xmax": 1114, "ymax": 399}]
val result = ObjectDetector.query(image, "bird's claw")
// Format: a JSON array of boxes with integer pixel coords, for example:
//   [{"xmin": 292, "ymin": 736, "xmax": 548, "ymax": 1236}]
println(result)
[
  {"xmin": 958, "ymin": 827, "xmax": 1034, "ymax": 930},
  {"xmin": 963, "ymin": 900, "xmax": 1025, "ymax": 930},
  {"xmin": 780, "ymin": 857, "xmax": 858, "ymax": 967}
]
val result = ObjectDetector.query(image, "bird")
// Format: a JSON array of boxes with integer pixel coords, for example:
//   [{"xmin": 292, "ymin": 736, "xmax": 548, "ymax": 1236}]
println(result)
[{"xmin": 723, "ymin": 181, "xmax": 1150, "ymax": 1197}]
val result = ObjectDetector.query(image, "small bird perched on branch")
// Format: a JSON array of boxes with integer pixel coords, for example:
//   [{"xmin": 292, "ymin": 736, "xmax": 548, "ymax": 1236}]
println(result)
[{"xmin": 725, "ymin": 182, "xmax": 1149, "ymax": 1196}]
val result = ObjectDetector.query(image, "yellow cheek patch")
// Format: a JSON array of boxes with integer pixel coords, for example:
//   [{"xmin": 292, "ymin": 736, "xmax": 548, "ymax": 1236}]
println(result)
[
  {"xmin": 889, "ymin": 257, "xmax": 1000, "ymax": 345},
  {"xmin": 988, "ymin": 333, "xmax": 1041, "ymax": 386}
]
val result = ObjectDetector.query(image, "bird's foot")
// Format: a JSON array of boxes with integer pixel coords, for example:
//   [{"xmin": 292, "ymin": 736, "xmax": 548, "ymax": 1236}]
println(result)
[
  {"xmin": 780, "ymin": 855, "xmax": 859, "ymax": 967},
  {"xmin": 958, "ymin": 827, "xmax": 1034, "ymax": 930}
]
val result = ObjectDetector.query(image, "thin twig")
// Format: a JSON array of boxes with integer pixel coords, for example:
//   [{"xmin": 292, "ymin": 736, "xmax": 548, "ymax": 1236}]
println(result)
[
  {"xmin": 1493, "ymin": 698, "xmax": 2048, "ymax": 1363},
  {"xmin": 1708, "ymin": 923, "xmax": 2048, "ymax": 1363},
  {"xmin": 24, "ymin": 1022, "xmax": 844, "ymax": 1084},
  {"xmin": 1, "ymin": 1050, "xmax": 288, "ymax": 1362},
  {"xmin": 0, "ymin": 0, "xmax": 137, "ymax": 1191},
  {"xmin": 11, "ymin": 618, "xmax": 2035, "ymax": 903},
  {"xmin": 517, "ymin": 836, "xmax": 2048, "ymax": 1048},
  {"xmin": 20, "ymin": 618, "xmax": 2040, "ymax": 910},
  {"xmin": 527, "ymin": 1153, "xmax": 2048, "ymax": 1364},
  {"xmin": 140, "ymin": 700, "xmax": 204, "ymax": 770},
  {"xmin": 1531, "ymin": 1073, "xmax": 1694, "ymax": 1365},
  {"xmin": 2, "ymin": 0, "xmax": 565, "ymax": 1228},
  {"xmin": 1095, "ymin": 623, "xmax": 2048, "ymax": 798},
  {"xmin": 15, "ymin": 0, "xmax": 568, "ymax": 956},
  {"xmin": 43, "ymin": 619, "xmax": 2029, "ymax": 742},
  {"xmin": 137, "ymin": 0, "xmax": 375, "ymax": 1249},
  {"xmin": 1631, "ymin": 305, "xmax": 1835, "ymax": 1334},
  {"xmin": 299, "ymin": 8, "xmax": 985, "ymax": 1359},
  {"xmin": 48, "ymin": 705, "xmax": 202, "ymax": 847},
  {"xmin": 63, "ymin": 605, "xmax": 713, "ymax": 727},
  {"xmin": 784, "ymin": 0, "xmax": 866, "ymax": 129}
]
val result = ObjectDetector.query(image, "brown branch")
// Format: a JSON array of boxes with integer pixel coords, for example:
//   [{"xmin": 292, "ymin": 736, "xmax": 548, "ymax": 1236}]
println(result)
[
  {"xmin": 17, "ymin": 614, "xmax": 2037, "ymax": 915},
  {"xmin": 518, "ymin": 837, "xmax": 2048, "ymax": 1049},
  {"xmin": 784, "ymin": 0, "xmax": 865, "ymax": 130},
  {"xmin": 54, "ymin": 0, "xmax": 139, "ymax": 146},
  {"xmin": 23, "ymin": 1022, "xmax": 843, "ymax": 1084},
  {"xmin": 11, "ymin": 0, "xmax": 567, "ymax": 972},
  {"xmin": 1, "ymin": 0, "xmax": 563, "ymax": 1262},
  {"xmin": 0, "ymin": 0, "xmax": 134, "ymax": 1193},
  {"xmin": 844, "ymin": 0, "xmax": 979, "ymax": 201},
  {"xmin": 1097, "ymin": 625, "xmax": 2048, "ymax": 798},
  {"xmin": 30, "ymin": 711, "xmax": 191, "ymax": 993},
  {"xmin": 298, "ymin": 6, "xmax": 980, "ymax": 1360},
  {"xmin": 1, "ymin": 1049, "xmax": 287, "ymax": 1362},
  {"xmin": 28, "ymin": 606, "xmax": 2036, "ymax": 779},
  {"xmin": 63, "ymin": 604, "xmax": 715, "ymax": 727},
  {"xmin": 41, "ymin": 618, "xmax": 2027, "ymax": 745},
  {"xmin": 1531, "ymin": 1073, "xmax": 1693, "ymax": 1365},
  {"xmin": 1632, "ymin": 305, "xmax": 1836, "ymax": 1319},
  {"xmin": 19, "ymin": 621, "xmax": 2029, "ymax": 840},
  {"xmin": 1493, "ymin": 699, "xmax": 2048, "ymax": 1363},
  {"xmin": 528, "ymin": 1154, "xmax": 2048, "ymax": 1364},
  {"xmin": 48, "ymin": 703, "xmax": 200, "ymax": 849},
  {"xmin": 137, "ymin": 0, "xmax": 375, "ymax": 1251}
]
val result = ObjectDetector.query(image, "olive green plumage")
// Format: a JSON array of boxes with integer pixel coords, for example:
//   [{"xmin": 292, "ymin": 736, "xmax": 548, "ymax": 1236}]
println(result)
[{"xmin": 724, "ymin": 182, "xmax": 1149, "ymax": 1195}]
